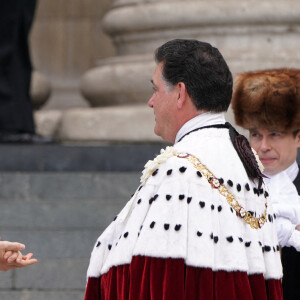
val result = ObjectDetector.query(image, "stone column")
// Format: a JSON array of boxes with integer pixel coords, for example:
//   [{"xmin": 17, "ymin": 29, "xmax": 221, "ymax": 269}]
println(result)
[
  {"xmin": 30, "ymin": 0, "xmax": 117, "ymax": 139},
  {"xmin": 66, "ymin": 0, "xmax": 300, "ymax": 141}
]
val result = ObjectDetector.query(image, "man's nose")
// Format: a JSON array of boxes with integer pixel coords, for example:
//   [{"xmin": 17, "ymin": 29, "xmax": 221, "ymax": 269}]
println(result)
[
  {"xmin": 148, "ymin": 95, "xmax": 154, "ymax": 108},
  {"xmin": 260, "ymin": 137, "xmax": 271, "ymax": 151}
]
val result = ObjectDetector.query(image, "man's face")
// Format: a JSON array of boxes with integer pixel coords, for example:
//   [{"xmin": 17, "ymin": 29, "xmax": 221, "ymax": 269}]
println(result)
[
  {"xmin": 148, "ymin": 62, "xmax": 178, "ymax": 143},
  {"xmin": 249, "ymin": 128, "xmax": 300, "ymax": 176}
]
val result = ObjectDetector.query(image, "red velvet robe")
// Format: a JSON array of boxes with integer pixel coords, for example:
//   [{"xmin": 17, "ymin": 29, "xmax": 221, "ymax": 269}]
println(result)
[{"xmin": 85, "ymin": 256, "xmax": 282, "ymax": 300}]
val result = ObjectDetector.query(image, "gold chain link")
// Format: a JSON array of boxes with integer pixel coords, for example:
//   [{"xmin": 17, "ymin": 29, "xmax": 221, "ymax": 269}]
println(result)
[{"xmin": 177, "ymin": 153, "xmax": 268, "ymax": 229}]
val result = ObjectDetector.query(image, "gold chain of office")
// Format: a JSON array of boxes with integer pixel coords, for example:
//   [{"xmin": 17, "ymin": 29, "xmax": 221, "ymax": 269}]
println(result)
[{"xmin": 176, "ymin": 152, "xmax": 268, "ymax": 229}]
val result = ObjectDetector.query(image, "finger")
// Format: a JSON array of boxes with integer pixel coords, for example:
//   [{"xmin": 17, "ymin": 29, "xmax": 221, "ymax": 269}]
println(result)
[
  {"xmin": 0, "ymin": 241, "xmax": 25, "ymax": 252},
  {"xmin": 7, "ymin": 251, "xmax": 20, "ymax": 263},
  {"xmin": 18, "ymin": 258, "xmax": 38, "ymax": 267},
  {"xmin": 7, "ymin": 256, "xmax": 38, "ymax": 269},
  {"xmin": 22, "ymin": 253, "xmax": 33, "ymax": 260},
  {"xmin": 16, "ymin": 251, "xmax": 24, "ymax": 263},
  {"xmin": 3, "ymin": 251, "xmax": 13, "ymax": 260}
]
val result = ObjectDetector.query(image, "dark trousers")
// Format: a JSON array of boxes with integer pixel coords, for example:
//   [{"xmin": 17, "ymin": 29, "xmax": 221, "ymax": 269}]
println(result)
[{"xmin": 0, "ymin": 0, "xmax": 37, "ymax": 133}]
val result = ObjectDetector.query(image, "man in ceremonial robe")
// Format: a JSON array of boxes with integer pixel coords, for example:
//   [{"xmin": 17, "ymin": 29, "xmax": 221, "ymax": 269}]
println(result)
[{"xmin": 85, "ymin": 39, "xmax": 283, "ymax": 300}]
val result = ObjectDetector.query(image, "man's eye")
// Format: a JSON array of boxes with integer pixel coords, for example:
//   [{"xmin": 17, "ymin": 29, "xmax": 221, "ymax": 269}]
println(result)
[{"xmin": 271, "ymin": 132, "xmax": 280, "ymax": 137}]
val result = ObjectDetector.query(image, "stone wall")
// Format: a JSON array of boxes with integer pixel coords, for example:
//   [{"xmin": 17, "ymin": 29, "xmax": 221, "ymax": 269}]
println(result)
[{"xmin": 0, "ymin": 171, "xmax": 138, "ymax": 299}]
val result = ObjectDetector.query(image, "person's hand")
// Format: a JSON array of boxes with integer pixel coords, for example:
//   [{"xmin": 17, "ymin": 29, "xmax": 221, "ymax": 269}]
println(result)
[
  {"xmin": 296, "ymin": 224, "xmax": 300, "ymax": 231},
  {"xmin": 0, "ymin": 241, "xmax": 38, "ymax": 271}
]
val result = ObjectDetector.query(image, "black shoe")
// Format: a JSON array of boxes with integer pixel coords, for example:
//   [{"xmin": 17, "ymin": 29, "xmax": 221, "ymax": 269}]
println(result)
[{"xmin": 0, "ymin": 133, "xmax": 55, "ymax": 144}]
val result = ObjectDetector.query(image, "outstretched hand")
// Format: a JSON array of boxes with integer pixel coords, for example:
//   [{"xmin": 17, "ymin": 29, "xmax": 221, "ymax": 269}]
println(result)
[{"xmin": 0, "ymin": 241, "xmax": 38, "ymax": 271}]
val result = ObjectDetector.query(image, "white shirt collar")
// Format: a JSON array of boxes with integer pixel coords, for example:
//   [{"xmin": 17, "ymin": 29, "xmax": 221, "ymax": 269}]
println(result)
[
  {"xmin": 175, "ymin": 112, "xmax": 226, "ymax": 144},
  {"xmin": 284, "ymin": 161, "xmax": 299, "ymax": 182},
  {"xmin": 264, "ymin": 161, "xmax": 299, "ymax": 186}
]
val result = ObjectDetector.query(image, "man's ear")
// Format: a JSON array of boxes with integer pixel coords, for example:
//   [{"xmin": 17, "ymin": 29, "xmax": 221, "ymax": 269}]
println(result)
[
  {"xmin": 296, "ymin": 130, "xmax": 300, "ymax": 148},
  {"xmin": 176, "ymin": 82, "xmax": 187, "ymax": 109}
]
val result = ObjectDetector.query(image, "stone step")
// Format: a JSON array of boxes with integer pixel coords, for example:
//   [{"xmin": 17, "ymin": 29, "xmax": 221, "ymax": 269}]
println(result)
[
  {"xmin": 0, "ymin": 172, "xmax": 139, "ymax": 200},
  {"xmin": 0, "ymin": 198, "xmax": 126, "ymax": 230},
  {"xmin": 0, "ymin": 143, "xmax": 166, "ymax": 172},
  {"xmin": 0, "ymin": 258, "xmax": 87, "ymax": 296},
  {"xmin": 0, "ymin": 170, "xmax": 140, "ymax": 298},
  {"xmin": 0, "ymin": 229, "xmax": 104, "ymax": 259},
  {"xmin": 0, "ymin": 291, "xmax": 84, "ymax": 300}
]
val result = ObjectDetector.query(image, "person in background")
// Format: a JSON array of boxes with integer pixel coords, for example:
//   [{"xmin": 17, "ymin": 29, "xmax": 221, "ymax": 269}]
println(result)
[
  {"xmin": 85, "ymin": 39, "xmax": 283, "ymax": 300},
  {"xmin": 0, "ymin": 1, "xmax": 51, "ymax": 143},
  {"xmin": 231, "ymin": 68, "xmax": 300, "ymax": 300},
  {"xmin": 0, "ymin": 240, "xmax": 37, "ymax": 271}
]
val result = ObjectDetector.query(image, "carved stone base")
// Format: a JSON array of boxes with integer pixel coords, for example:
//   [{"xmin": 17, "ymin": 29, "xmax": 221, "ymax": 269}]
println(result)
[
  {"xmin": 80, "ymin": 55, "xmax": 155, "ymax": 106},
  {"xmin": 35, "ymin": 105, "xmax": 161, "ymax": 143},
  {"xmin": 30, "ymin": 71, "xmax": 52, "ymax": 110},
  {"xmin": 34, "ymin": 105, "xmax": 249, "ymax": 143}
]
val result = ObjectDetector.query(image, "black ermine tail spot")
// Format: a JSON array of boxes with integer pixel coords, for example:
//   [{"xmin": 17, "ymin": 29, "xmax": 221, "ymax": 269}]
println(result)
[
  {"xmin": 150, "ymin": 221, "xmax": 155, "ymax": 228},
  {"xmin": 175, "ymin": 224, "xmax": 181, "ymax": 231}
]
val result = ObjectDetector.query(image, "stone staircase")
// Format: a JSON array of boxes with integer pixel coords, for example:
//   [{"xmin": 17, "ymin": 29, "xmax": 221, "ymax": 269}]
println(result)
[{"xmin": 0, "ymin": 143, "xmax": 165, "ymax": 300}]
